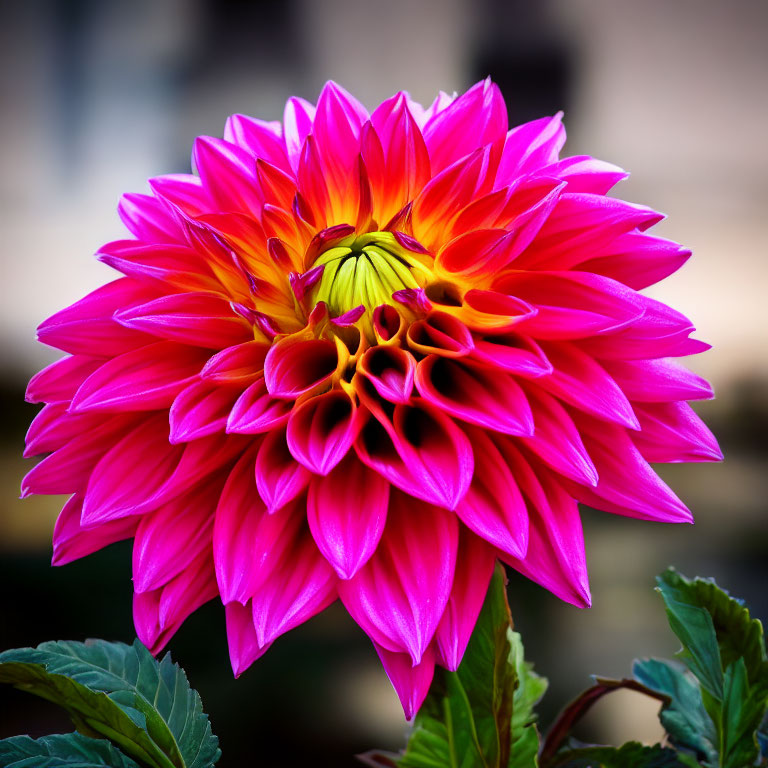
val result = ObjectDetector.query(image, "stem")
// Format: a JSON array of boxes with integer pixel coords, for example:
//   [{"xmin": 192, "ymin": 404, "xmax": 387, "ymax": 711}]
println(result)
[{"xmin": 538, "ymin": 677, "xmax": 671, "ymax": 766}]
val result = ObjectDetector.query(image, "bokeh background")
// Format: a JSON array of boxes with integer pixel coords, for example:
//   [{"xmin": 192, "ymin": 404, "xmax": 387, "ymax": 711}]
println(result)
[{"xmin": 1, "ymin": 1, "xmax": 767, "ymax": 765}]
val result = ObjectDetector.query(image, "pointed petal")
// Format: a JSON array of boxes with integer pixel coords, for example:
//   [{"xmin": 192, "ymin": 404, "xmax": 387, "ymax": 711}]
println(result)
[
  {"xmin": 470, "ymin": 333, "xmax": 552, "ymax": 377},
  {"xmin": 226, "ymin": 376, "xmax": 293, "ymax": 434},
  {"xmin": 264, "ymin": 338, "xmax": 339, "ymax": 398},
  {"xmin": 169, "ymin": 379, "xmax": 242, "ymax": 443},
  {"xmin": 358, "ymin": 346, "xmax": 416, "ymax": 404},
  {"xmin": 118, "ymin": 191, "xmax": 185, "ymax": 243},
  {"xmin": 601, "ymin": 358, "xmax": 714, "ymax": 402},
  {"xmin": 26, "ymin": 355, "xmax": 103, "ymax": 405},
  {"xmin": 307, "ymin": 453, "xmax": 389, "ymax": 579},
  {"xmin": 223, "ymin": 114, "xmax": 291, "ymax": 173},
  {"xmin": 225, "ymin": 601, "xmax": 272, "ymax": 677},
  {"xmin": 201, "ymin": 340, "xmax": 269, "ymax": 384},
  {"xmin": 374, "ymin": 642, "xmax": 436, "ymax": 721},
  {"xmin": 406, "ymin": 311, "xmax": 474, "ymax": 358},
  {"xmin": 339, "ymin": 491, "xmax": 458, "ymax": 663},
  {"xmin": 255, "ymin": 426, "xmax": 312, "ymax": 513},
  {"xmin": 283, "ymin": 96, "xmax": 316, "ymax": 173},
  {"xmin": 495, "ymin": 113, "xmax": 566, "ymax": 185}
]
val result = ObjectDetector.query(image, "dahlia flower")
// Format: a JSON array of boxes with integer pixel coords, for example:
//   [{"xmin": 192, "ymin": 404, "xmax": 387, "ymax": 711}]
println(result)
[{"xmin": 24, "ymin": 79, "xmax": 721, "ymax": 718}]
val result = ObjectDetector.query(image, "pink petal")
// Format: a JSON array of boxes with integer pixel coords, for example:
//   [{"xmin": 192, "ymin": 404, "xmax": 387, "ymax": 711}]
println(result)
[
  {"xmin": 534, "ymin": 341, "xmax": 640, "ymax": 430},
  {"xmin": 470, "ymin": 333, "xmax": 552, "ymax": 377},
  {"xmin": 286, "ymin": 389, "xmax": 359, "ymax": 475},
  {"xmin": 307, "ymin": 453, "xmax": 389, "ymax": 579},
  {"xmin": 435, "ymin": 228, "xmax": 518, "ymax": 278},
  {"xmin": 255, "ymin": 426, "xmax": 312, "ymax": 513},
  {"xmin": 374, "ymin": 642, "xmax": 436, "ymax": 721},
  {"xmin": 148, "ymin": 173, "xmax": 211, "ymax": 217},
  {"xmin": 406, "ymin": 311, "xmax": 474, "ymax": 358},
  {"xmin": 132, "ymin": 476, "xmax": 222, "ymax": 592},
  {"xmin": 225, "ymin": 601, "xmax": 272, "ymax": 677},
  {"xmin": 24, "ymin": 404, "xmax": 113, "ymax": 458},
  {"xmin": 283, "ymin": 96, "xmax": 316, "ymax": 174},
  {"xmin": 454, "ymin": 428, "xmax": 529, "ymax": 558},
  {"xmin": 358, "ymin": 346, "xmax": 416, "ymax": 403},
  {"xmin": 435, "ymin": 530, "xmax": 497, "ymax": 670},
  {"xmin": 495, "ymin": 113, "xmax": 566, "ymax": 185},
  {"xmin": 338, "ymin": 491, "xmax": 458, "ymax": 663},
  {"xmin": 538, "ymin": 155, "xmax": 627, "ymax": 195},
  {"xmin": 70, "ymin": 341, "xmax": 210, "ymax": 413},
  {"xmin": 226, "ymin": 376, "xmax": 293, "ymax": 434},
  {"xmin": 52, "ymin": 494, "xmax": 139, "ymax": 566},
  {"xmin": 114, "ymin": 292, "xmax": 251, "ymax": 349},
  {"xmin": 264, "ymin": 338, "xmax": 338, "ymax": 398},
  {"xmin": 169, "ymin": 378, "xmax": 243, "ymax": 443},
  {"xmin": 118, "ymin": 192, "xmax": 185, "ymax": 243},
  {"xmin": 223, "ymin": 114, "xmax": 291, "ymax": 173},
  {"xmin": 631, "ymin": 401, "xmax": 722, "ymax": 463},
  {"xmin": 601, "ymin": 358, "xmax": 714, "ymax": 402},
  {"xmin": 26, "ymin": 355, "xmax": 104, "ymax": 405},
  {"xmin": 200, "ymin": 340, "xmax": 269, "ymax": 384},
  {"xmin": 498, "ymin": 445, "xmax": 591, "ymax": 607},
  {"xmin": 415, "ymin": 356, "xmax": 534, "ymax": 436}
]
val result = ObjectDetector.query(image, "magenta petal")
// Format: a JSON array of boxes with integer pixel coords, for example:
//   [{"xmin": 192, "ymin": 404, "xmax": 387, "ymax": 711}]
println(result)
[
  {"xmin": 307, "ymin": 454, "xmax": 389, "ymax": 579},
  {"xmin": 406, "ymin": 311, "xmax": 474, "ymax": 357},
  {"xmin": 601, "ymin": 358, "xmax": 714, "ymax": 403},
  {"xmin": 498, "ymin": 445, "xmax": 591, "ymax": 607},
  {"xmin": 539, "ymin": 155, "xmax": 627, "ymax": 195},
  {"xmin": 52, "ymin": 494, "xmax": 138, "ymax": 566},
  {"xmin": 225, "ymin": 601, "xmax": 272, "ymax": 677},
  {"xmin": 470, "ymin": 333, "xmax": 552, "ymax": 378},
  {"xmin": 632, "ymin": 401, "xmax": 722, "ymax": 463},
  {"xmin": 374, "ymin": 642, "xmax": 436, "ymax": 721},
  {"xmin": 358, "ymin": 346, "xmax": 416, "ymax": 403},
  {"xmin": 286, "ymin": 389, "xmax": 358, "ymax": 475},
  {"xmin": 535, "ymin": 341, "xmax": 640, "ymax": 430},
  {"xmin": 264, "ymin": 338, "xmax": 338, "ymax": 398},
  {"xmin": 70, "ymin": 342, "xmax": 210, "ymax": 413},
  {"xmin": 255, "ymin": 427, "xmax": 312, "ymax": 513},
  {"xmin": 114, "ymin": 292, "xmax": 251, "ymax": 349},
  {"xmin": 226, "ymin": 377, "xmax": 292, "ymax": 434},
  {"xmin": 26, "ymin": 355, "xmax": 103, "ymax": 405},
  {"xmin": 169, "ymin": 378, "xmax": 242, "ymax": 443},
  {"xmin": 521, "ymin": 386, "xmax": 599, "ymax": 486},
  {"xmin": 132, "ymin": 476, "xmax": 222, "ymax": 592},
  {"xmin": 201, "ymin": 340, "xmax": 269, "ymax": 383},
  {"xmin": 495, "ymin": 113, "xmax": 565, "ymax": 184},
  {"xmin": 250, "ymin": 525, "xmax": 337, "ymax": 647},
  {"xmin": 454, "ymin": 428, "xmax": 529, "ymax": 559},
  {"xmin": 223, "ymin": 114, "xmax": 291, "ymax": 173},
  {"xmin": 118, "ymin": 192, "xmax": 185, "ymax": 243},
  {"xmin": 416, "ymin": 356, "xmax": 534, "ymax": 436},
  {"xmin": 283, "ymin": 96, "xmax": 317, "ymax": 174},
  {"xmin": 569, "ymin": 413, "xmax": 694, "ymax": 523},
  {"xmin": 80, "ymin": 414, "xmax": 184, "ymax": 525},
  {"xmin": 435, "ymin": 531, "xmax": 497, "ymax": 670},
  {"xmin": 338, "ymin": 491, "xmax": 458, "ymax": 663}
]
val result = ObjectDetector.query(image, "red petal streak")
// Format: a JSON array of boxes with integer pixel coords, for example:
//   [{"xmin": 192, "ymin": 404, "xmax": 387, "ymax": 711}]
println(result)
[
  {"xmin": 307, "ymin": 454, "xmax": 389, "ymax": 579},
  {"xmin": 435, "ymin": 531, "xmax": 497, "ymax": 670},
  {"xmin": 26, "ymin": 356, "xmax": 104, "ymax": 405},
  {"xmin": 339, "ymin": 492, "xmax": 458, "ymax": 663},
  {"xmin": 286, "ymin": 389, "xmax": 359, "ymax": 475},
  {"xmin": 358, "ymin": 346, "xmax": 416, "ymax": 403},
  {"xmin": 535, "ymin": 342, "xmax": 639, "ymax": 429},
  {"xmin": 52, "ymin": 494, "xmax": 138, "ymax": 566},
  {"xmin": 632, "ymin": 402, "xmax": 722, "ymax": 463},
  {"xmin": 169, "ymin": 379, "xmax": 243, "ymax": 443},
  {"xmin": 132, "ymin": 476, "xmax": 222, "ymax": 592},
  {"xmin": 374, "ymin": 643, "xmax": 436, "ymax": 721},
  {"xmin": 416, "ymin": 356, "xmax": 534, "ymax": 436},
  {"xmin": 406, "ymin": 311, "xmax": 474, "ymax": 358},
  {"xmin": 255, "ymin": 427, "xmax": 312, "ymax": 513},
  {"xmin": 226, "ymin": 377, "xmax": 293, "ymax": 434},
  {"xmin": 497, "ymin": 445, "xmax": 591, "ymax": 607},
  {"xmin": 115, "ymin": 292, "xmax": 251, "ymax": 349},
  {"xmin": 201, "ymin": 340, "xmax": 269, "ymax": 384},
  {"xmin": 225, "ymin": 601, "xmax": 272, "ymax": 677},
  {"xmin": 454, "ymin": 428, "xmax": 529, "ymax": 558},
  {"xmin": 264, "ymin": 338, "xmax": 338, "ymax": 398},
  {"xmin": 70, "ymin": 342, "xmax": 210, "ymax": 413}
]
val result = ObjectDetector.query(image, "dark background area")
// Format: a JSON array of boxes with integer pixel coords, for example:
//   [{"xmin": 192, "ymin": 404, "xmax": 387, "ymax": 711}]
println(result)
[{"xmin": 1, "ymin": 1, "xmax": 767, "ymax": 765}]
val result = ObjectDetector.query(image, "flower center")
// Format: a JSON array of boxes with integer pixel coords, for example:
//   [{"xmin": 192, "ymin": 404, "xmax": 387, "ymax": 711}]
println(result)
[{"xmin": 311, "ymin": 231, "xmax": 430, "ymax": 319}]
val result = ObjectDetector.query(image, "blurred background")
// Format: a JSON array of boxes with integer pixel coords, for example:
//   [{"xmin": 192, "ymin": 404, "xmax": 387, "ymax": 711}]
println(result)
[{"xmin": 1, "ymin": 0, "xmax": 767, "ymax": 765}]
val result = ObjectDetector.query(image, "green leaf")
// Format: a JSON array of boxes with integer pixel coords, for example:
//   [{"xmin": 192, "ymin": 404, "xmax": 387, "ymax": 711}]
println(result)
[
  {"xmin": 396, "ymin": 564, "xmax": 545, "ymax": 768},
  {"xmin": 0, "ymin": 639, "xmax": 220, "ymax": 768},
  {"xmin": 654, "ymin": 569, "xmax": 768, "ymax": 768},
  {"xmin": 508, "ymin": 631, "xmax": 547, "ymax": 768},
  {"xmin": 633, "ymin": 658, "xmax": 717, "ymax": 765},
  {"xmin": 547, "ymin": 741, "xmax": 690, "ymax": 768},
  {"xmin": 0, "ymin": 733, "xmax": 141, "ymax": 768}
]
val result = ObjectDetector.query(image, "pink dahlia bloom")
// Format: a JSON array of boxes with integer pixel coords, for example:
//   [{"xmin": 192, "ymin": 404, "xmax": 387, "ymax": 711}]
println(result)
[{"xmin": 24, "ymin": 79, "xmax": 721, "ymax": 717}]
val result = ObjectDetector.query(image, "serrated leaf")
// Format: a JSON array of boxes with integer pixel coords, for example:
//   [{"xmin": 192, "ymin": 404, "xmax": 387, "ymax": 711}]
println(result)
[
  {"xmin": 547, "ymin": 741, "xmax": 689, "ymax": 768},
  {"xmin": 0, "ymin": 639, "xmax": 219, "ymax": 768},
  {"xmin": 0, "ymin": 732, "xmax": 141, "ymax": 767},
  {"xmin": 508, "ymin": 631, "xmax": 547, "ymax": 768},
  {"xmin": 633, "ymin": 658, "xmax": 717, "ymax": 765},
  {"xmin": 397, "ymin": 564, "xmax": 537, "ymax": 768}
]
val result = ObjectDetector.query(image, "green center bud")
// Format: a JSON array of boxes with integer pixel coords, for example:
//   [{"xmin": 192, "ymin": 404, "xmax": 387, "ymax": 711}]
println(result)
[{"xmin": 312, "ymin": 231, "xmax": 430, "ymax": 321}]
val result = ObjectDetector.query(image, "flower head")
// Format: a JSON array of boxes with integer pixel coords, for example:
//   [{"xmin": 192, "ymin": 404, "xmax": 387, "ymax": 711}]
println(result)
[{"xmin": 24, "ymin": 79, "xmax": 721, "ymax": 718}]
